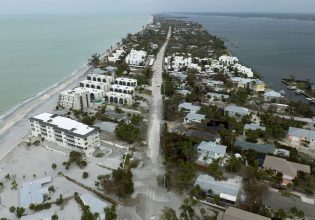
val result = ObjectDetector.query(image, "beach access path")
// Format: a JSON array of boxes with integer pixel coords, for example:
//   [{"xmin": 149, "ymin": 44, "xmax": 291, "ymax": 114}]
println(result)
[{"xmin": 0, "ymin": 64, "xmax": 92, "ymax": 161}]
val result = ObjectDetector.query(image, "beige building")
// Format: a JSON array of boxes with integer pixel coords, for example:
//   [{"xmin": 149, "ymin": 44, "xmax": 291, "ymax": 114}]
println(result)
[
  {"xmin": 30, "ymin": 113, "xmax": 100, "ymax": 153},
  {"xmin": 58, "ymin": 87, "xmax": 90, "ymax": 110}
]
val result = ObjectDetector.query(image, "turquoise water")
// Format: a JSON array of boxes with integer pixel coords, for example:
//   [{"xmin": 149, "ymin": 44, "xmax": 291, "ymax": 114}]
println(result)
[{"xmin": 0, "ymin": 14, "xmax": 148, "ymax": 116}]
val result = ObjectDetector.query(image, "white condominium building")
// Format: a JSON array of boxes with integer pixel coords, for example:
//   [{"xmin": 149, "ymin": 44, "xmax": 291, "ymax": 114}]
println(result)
[
  {"xmin": 104, "ymin": 92, "xmax": 133, "ymax": 106},
  {"xmin": 58, "ymin": 88, "xmax": 90, "ymax": 110},
  {"xmin": 110, "ymin": 84, "xmax": 135, "ymax": 96},
  {"xmin": 234, "ymin": 64, "xmax": 254, "ymax": 78},
  {"xmin": 108, "ymin": 49, "xmax": 125, "ymax": 63},
  {"xmin": 87, "ymin": 74, "xmax": 115, "ymax": 84},
  {"xmin": 125, "ymin": 49, "xmax": 147, "ymax": 66},
  {"xmin": 80, "ymin": 80, "xmax": 111, "ymax": 91},
  {"xmin": 219, "ymin": 55, "xmax": 239, "ymax": 66},
  {"xmin": 30, "ymin": 113, "xmax": 100, "ymax": 151},
  {"xmin": 114, "ymin": 77, "xmax": 137, "ymax": 87},
  {"xmin": 82, "ymin": 87, "xmax": 105, "ymax": 102}
]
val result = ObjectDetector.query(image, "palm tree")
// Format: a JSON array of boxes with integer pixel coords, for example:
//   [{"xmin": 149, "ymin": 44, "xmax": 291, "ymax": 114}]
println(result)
[{"xmin": 88, "ymin": 53, "xmax": 101, "ymax": 67}]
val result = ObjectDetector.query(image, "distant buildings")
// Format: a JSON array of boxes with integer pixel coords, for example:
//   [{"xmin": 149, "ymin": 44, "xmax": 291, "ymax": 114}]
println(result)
[
  {"xmin": 58, "ymin": 87, "xmax": 90, "ymax": 110},
  {"xmin": 288, "ymin": 127, "xmax": 315, "ymax": 146},
  {"xmin": 219, "ymin": 55, "xmax": 239, "ymax": 66},
  {"xmin": 224, "ymin": 105, "xmax": 250, "ymax": 118},
  {"xmin": 206, "ymin": 92, "xmax": 229, "ymax": 102},
  {"xmin": 125, "ymin": 49, "xmax": 147, "ymax": 66},
  {"xmin": 263, "ymin": 155, "xmax": 310, "ymax": 185},
  {"xmin": 234, "ymin": 63, "xmax": 254, "ymax": 78},
  {"xmin": 108, "ymin": 49, "xmax": 125, "ymax": 63},
  {"xmin": 194, "ymin": 174, "xmax": 242, "ymax": 203},
  {"xmin": 30, "ymin": 113, "xmax": 100, "ymax": 152}
]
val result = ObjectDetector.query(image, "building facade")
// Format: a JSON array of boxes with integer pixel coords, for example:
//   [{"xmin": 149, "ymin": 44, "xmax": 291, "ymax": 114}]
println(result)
[
  {"xmin": 104, "ymin": 92, "xmax": 133, "ymax": 106},
  {"xmin": 87, "ymin": 74, "xmax": 115, "ymax": 84},
  {"xmin": 58, "ymin": 88, "xmax": 90, "ymax": 110},
  {"xmin": 114, "ymin": 78, "xmax": 137, "ymax": 87},
  {"xmin": 80, "ymin": 80, "xmax": 111, "ymax": 91},
  {"xmin": 110, "ymin": 84, "xmax": 135, "ymax": 96},
  {"xmin": 30, "ymin": 113, "xmax": 100, "ymax": 152}
]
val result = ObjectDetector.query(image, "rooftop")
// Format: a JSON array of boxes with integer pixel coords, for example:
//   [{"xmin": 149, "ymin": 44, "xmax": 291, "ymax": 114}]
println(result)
[
  {"xmin": 95, "ymin": 121, "xmax": 118, "ymax": 133},
  {"xmin": 262, "ymin": 191, "xmax": 315, "ymax": 218},
  {"xmin": 185, "ymin": 112, "xmax": 206, "ymax": 121},
  {"xmin": 244, "ymin": 123, "xmax": 266, "ymax": 131},
  {"xmin": 20, "ymin": 176, "xmax": 52, "ymax": 207},
  {"xmin": 223, "ymin": 207, "xmax": 270, "ymax": 220},
  {"xmin": 80, "ymin": 193, "xmax": 108, "ymax": 218},
  {"xmin": 31, "ymin": 113, "xmax": 98, "ymax": 136},
  {"xmin": 234, "ymin": 140, "xmax": 275, "ymax": 154},
  {"xmin": 194, "ymin": 174, "xmax": 242, "ymax": 202},
  {"xmin": 197, "ymin": 141, "xmax": 227, "ymax": 155},
  {"xmin": 178, "ymin": 102, "xmax": 201, "ymax": 112},
  {"xmin": 224, "ymin": 105, "xmax": 249, "ymax": 115},
  {"xmin": 288, "ymin": 127, "xmax": 315, "ymax": 140},
  {"xmin": 263, "ymin": 155, "xmax": 310, "ymax": 179}
]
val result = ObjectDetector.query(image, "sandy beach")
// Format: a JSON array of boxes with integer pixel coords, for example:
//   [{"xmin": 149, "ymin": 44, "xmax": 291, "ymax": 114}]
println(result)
[{"xmin": 0, "ymin": 64, "xmax": 91, "ymax": 161}]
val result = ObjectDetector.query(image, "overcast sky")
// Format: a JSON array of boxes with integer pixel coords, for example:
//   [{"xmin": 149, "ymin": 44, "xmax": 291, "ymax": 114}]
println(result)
[{"xmin": 0, "ymin": 0, "xmax": 315, "ymax": 14}]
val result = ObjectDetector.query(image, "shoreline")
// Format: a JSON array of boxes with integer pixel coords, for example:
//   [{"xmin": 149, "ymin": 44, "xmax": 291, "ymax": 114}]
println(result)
[{"xmin": 0, "ymin": 20, "xmax": 149, "ymax": 161}]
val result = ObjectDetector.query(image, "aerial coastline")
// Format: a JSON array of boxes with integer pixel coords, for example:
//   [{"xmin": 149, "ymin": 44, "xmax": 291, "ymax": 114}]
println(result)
[{"xmin": 1, "ymin": 14, "xmax": 315, "ymax": 220}]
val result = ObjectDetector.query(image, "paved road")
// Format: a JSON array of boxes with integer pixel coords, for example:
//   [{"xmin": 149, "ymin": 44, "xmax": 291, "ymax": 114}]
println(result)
[{"xmin": 119, "ymin": 27, "xmax": 183, "ymax": 220}]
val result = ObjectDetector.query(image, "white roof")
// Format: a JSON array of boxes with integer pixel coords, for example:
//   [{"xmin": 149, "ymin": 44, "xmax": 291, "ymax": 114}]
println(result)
[
  {"xmin": 80, "ymin": 193, "xmax": 108, "ymax": 216},
  {"xmin": 110, "ymin": 84, "xmax": 135, "ymax": 91},
  {"xmin": 105, "ymin": 92, "xmax": 132, "ymax": 99},
  {"xmin": 264, "ymin": 90, "xmax": 282, "ymax": 98},
  {"xmin": 32, "ymin": 113, "xmax": 97, "ymax": 136},
  {"xmin": 178, "ymin": 102, "xmax": 201, "ymax": 112},
  {"xmin": 197, "ymin": 141, "xmax": 227, "ymax": 155},
  {"xmin": 224, "ymin": 105, "xmax": 249, "ymax": 115},
  {"xmin": 60, "ymin": 87, "xmax": 89, "ymax": 96},
  {"xmin": 81, "ymin": 80, "xmax": 108, "ymax": 86},
  {"xmin": 244, "ymin": 123, "xmax": 266, "ymax": 131},
  {"xmin": 20, "ymin": 176, "xmax": 52, "ymax": 207},
  {"xmin": 115, "ymin": 77, "xmax": 137, "ymax": 83},
  {"xmin": 185, "ymin": 112, "xmax": 206, "ymax": 121},
  {"xmin": 195, "ymin": 174, "xmax": 242, "ymax": 200}
]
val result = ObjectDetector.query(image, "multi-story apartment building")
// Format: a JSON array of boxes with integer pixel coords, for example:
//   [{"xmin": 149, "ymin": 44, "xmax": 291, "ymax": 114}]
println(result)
[
  {"xmin": 58, "ymin": 87, "xmax": 90, "ymax": 110},
  {"xmin": 30, "ymin": 113, "xmax": 100, "ymax": 152}
]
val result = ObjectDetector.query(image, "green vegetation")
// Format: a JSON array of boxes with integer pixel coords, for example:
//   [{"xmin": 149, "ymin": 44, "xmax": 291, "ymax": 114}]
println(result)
[
  {"xmin": 88, "ymin": 53, "xmax": 101, "ymax": 67},
  {"xmin": 105, "ymin": 205, "xmax": 118, "ymax": 220},
  {"xmin": 100, "ymin": 168, "xmax": 134, "ymax": 198},
  {"xmin": 115, "ymin": 123, "xmax": 140, "ymax": 144},
  {"xmin": 29, "ymin": 202, "xmax": 52, "ymax": 211},
  {"xmin": 82, "ymin": 171, "xmax": 89, "ymax": 179},
  {"xmin": 63, "ymin": 151, "xmax": 87, "ymax": 169},
  {"xmin": 161, "ymin": 125, "xmax": 199, "ymax": 192}
]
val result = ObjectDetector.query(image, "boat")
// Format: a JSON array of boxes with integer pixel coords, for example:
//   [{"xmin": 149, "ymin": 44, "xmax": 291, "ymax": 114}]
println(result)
[
  {"xmin": 295, "ymin": 89, "xmax": 303, "ymax": 95},
  {"xmin": 287, "ymin": 85, "xmax": 297, "ymax": 90},
  {"xmin": 279, "ymin": 90, "xmax": 286, "ymax": 95}
]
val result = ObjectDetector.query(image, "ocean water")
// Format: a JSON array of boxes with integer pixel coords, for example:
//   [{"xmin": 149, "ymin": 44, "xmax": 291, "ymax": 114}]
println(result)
[
  {"xmin": 0, "ymin": 14, "xmax": 148, "ymax": 116},
  {"xmin": 172, "ymin": 13, "xmax": 315, "ymax": 91}
]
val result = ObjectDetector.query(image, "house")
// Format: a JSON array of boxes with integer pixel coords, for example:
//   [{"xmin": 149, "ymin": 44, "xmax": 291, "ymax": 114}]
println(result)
[
  {"xmin": 87, "ymin": 73, "xmax": 115, "ymax": 84},
  {"xmin": 184, "ymin": 113, "xmax": 206, "ymax": 124},
  {"xmin": 262, "ymin": 191, "xmax": 315, "ymax": 219},
  {"xmin": 264, "ymin": 90, "xmax": 283, "ymax": 101},
  {"xmin": 80, "ymin": 193, "xmax": 108, "ymax": 220},
  {"xmin": 224, "ymin": 105, "xmax": 250, "ymax": 118},
  {"xmin": 170, "ymin": 71, "xmax": 188, "ymax": 82},
  {"xmin": 231, "ymin": 77, "xmax": 265, "ymax": 92},
  {"xmin": 194, "ymin": 174, "xmax": 242, "ymax": 203},
  {"xmin": 234, "ymin": 140, "xmax": 275, "ymax": 154},
  {"xmin": 288, "ymin": 127, "xmax": 315, "ymax": 146},
  {"xmin": 244, "ymin": 123, "xmax": 266, "ymax": 132},
  {"xmin": 223, "ymin": 207, "xmax": 270, "ymax": 220},
  {"xmin": 178, "ymin": 102, "xmax": 201, "ymax": 113},
  {"xmin": 30, "ymin": 113, "xmax": 100, "ymax": 153},
  {"xmin": 263, "ymin": 155, "xmax": 310, "ymax": 185},
  {"xmin": 219, "ymin": 55, "xmax": 239, "ymax": 66},
  {"xmin": 114, "ymin": 77, "xmax": 137, "ymax": 87},
  {"xmin": 20, "ymin": 177, "xmax": 52, "ymax": 207},
  {"xmin": 108, "ymin": 49, "xmax": 125, "ymax": 63},
  {"xmin": 234, "ymin": 64, "xmax": 254, "ymax": 78},
  {"xmin": 206, "ymin": 92, "xmax": 229, "ymax": 102},
  {"xmin": 95, "ymin": 121, "xmax": 118, "ymax": 133},
  {"xmin": 196, "ymin": 141, "xmax": 227, "ymax": 164}
]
